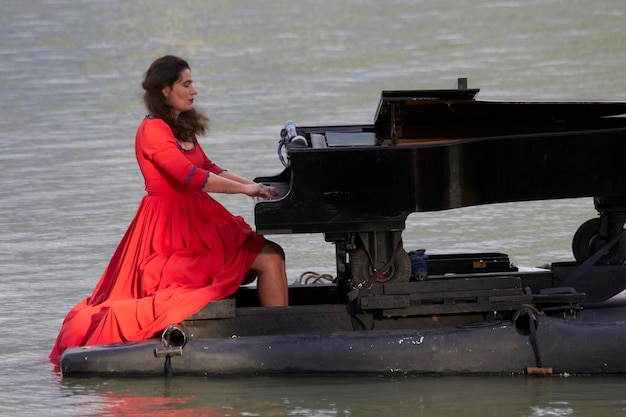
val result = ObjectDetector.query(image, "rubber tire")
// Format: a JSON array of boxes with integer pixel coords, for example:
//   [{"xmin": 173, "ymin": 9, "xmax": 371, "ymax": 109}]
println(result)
[
  {"xmin": 572, "ymin": 217, "xmax": 626, "ymax": 263},
  {"xmin": 351, "ymin": 246, "xmax": 411, "ymax": 285}
]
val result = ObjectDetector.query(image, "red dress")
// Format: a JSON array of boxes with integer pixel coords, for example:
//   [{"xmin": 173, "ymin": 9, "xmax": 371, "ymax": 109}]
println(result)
[{"xmin": 50, "ymin": 117, "xmax": 265, "ymax": 363}]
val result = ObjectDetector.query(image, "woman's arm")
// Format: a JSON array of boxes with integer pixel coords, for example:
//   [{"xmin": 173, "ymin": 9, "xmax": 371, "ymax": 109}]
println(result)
[
  {"xmin": 196, "ymin": 140, "xmax": 265, "ymax": 189},
  {"xmin": 141, "ymin": 119, "xmax": 277, "ymax": 198},
  {"xmin": 202, "ymin": 172, "xmax": 278, "ymax": 199},
  {"xmin": 216, "ymin": 170, "xmax": 255, "ymax": 185}
]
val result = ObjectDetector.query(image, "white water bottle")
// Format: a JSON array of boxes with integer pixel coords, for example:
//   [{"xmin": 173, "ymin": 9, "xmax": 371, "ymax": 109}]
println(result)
[
  {"xmin": 284, "ymin": 120, "xmax": 307, "ymax": 148},
  {"xmin": 285, "ymin": 120, "xmax": 298, "ymax": 140}
]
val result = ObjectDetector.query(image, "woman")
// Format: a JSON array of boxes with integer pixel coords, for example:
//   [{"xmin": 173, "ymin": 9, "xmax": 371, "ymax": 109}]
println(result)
[{"xmin": 50, "ymin": 55, "xmax": 288, "ymax": 363}]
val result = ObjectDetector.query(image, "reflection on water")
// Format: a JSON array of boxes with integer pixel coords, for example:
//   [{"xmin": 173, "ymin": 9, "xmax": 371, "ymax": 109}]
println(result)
[
  {"xmin": 59, "ymin": 375, "xmax": 626, "ymax": 416},
  {"xmin": 2, "ymin": 0, "xmax": 626, "ymax": 415}
]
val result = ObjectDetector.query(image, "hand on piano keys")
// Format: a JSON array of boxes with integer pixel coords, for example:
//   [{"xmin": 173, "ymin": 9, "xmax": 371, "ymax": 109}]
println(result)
[
  {"xmin": 253, "ymin": 182, "xmax": 290, "ymax": 203},
  {"xmin": 245, "ymin": 182, "xmax": 280, "ymax": 200}
]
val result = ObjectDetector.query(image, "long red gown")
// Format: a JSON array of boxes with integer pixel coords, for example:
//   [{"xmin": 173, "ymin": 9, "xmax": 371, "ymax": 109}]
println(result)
[{"xmin": 50, "ymin": 117, "xmax": 265, "ymax": 363}]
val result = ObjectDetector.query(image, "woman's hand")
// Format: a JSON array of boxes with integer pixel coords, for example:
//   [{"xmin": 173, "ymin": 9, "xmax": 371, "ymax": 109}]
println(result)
[{"xmin": 244, "ymin": 183, "xmax": 279, "ymax": 199}]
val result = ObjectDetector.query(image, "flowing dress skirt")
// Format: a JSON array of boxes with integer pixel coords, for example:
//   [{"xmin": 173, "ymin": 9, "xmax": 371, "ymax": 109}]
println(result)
[{"xmin": 50, "ymin": 192, "xmax": 265, "ymax": 362}]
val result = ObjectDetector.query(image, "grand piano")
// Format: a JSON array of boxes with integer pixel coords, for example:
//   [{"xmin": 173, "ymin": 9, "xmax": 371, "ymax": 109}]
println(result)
[{"xmin": 254, "ymin": 79, "xmax": 626, "ymax": 293}]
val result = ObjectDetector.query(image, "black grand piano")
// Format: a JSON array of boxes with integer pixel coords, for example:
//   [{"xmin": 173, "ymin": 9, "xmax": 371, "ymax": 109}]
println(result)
[{"xmin": 255, "ymin": 79, "xmax": 626, "ymax": 297}]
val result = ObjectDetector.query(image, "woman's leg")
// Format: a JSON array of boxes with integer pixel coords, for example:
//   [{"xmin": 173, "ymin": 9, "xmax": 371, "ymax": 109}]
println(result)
[{"xmin": 251, "ymin": 240, "xmax": 288, "ymax": 306}]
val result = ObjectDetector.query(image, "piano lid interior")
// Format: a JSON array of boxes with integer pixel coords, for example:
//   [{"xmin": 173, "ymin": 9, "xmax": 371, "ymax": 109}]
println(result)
[{"xmin": 374, "ymin": 89, "xmax": 626, "ymax": 127}]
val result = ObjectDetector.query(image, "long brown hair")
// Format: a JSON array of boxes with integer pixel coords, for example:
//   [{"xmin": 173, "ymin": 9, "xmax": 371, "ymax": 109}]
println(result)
[{"xmin": 142, "ymin": 55, "xmax": 209, "ymax": 142}]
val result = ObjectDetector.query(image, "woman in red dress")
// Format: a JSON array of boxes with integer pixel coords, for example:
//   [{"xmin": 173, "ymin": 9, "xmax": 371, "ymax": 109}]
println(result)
[{"xmin": 50, "ymin": 55, "xmax": 288, "ymax": 363}]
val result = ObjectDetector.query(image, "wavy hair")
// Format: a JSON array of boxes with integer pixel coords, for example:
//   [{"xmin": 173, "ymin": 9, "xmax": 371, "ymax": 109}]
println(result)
[{"xmin": 142, "ymin": 55, "xmax": 209, "ymax": 142}]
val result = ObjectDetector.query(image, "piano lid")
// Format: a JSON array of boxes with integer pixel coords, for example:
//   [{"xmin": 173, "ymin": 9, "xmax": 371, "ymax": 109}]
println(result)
[
  {"xmin": 374, "ymin": 88, "xmax": 626, "ymax": 127},
  {"xmin": 374, "ymin": 88, "xmax": 480, "ymax": 127}
]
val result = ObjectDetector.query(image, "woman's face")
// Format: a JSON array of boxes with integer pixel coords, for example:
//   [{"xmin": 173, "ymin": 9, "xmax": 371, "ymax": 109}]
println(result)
[{"xmin": 162, "ymin": 69, "xmax": 197, "ymax": 117}]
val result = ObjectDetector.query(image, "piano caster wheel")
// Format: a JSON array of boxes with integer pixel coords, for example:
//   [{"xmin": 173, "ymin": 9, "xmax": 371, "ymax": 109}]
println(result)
[
  {"xmin": 351, "ymin": 247, "xmax": 411, "ymax": 285},
  {"xmin": 572, "ymin": 217, "xmax": 626, "ymax": 264}
]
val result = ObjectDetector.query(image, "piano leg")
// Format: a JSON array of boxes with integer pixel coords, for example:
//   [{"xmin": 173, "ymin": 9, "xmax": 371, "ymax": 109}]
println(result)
[{"xmin": 334, "ymin": 239, "xmax": 349, "ymax": 295}]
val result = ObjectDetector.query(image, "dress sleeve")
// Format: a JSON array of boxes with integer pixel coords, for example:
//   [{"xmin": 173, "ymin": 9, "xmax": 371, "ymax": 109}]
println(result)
[
  {"xmin": 196, "ymin": 142, "xmax": 226, "ymax": 174},
  {"xmin": 139, "ymin": 119, "xmax": 210, "ymax": 191}
]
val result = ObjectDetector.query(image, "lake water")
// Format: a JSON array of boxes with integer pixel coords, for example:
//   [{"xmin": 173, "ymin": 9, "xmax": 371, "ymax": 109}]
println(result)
[{"xmin": 1, "ymin": 0, "xmax": 626, "ymax": 415}]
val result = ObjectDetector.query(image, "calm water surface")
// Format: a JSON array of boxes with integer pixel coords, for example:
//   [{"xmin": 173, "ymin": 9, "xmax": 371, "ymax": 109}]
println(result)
[{"xmin": 1, "ymin": 0, "xmax": 626, "ymax": 415}]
